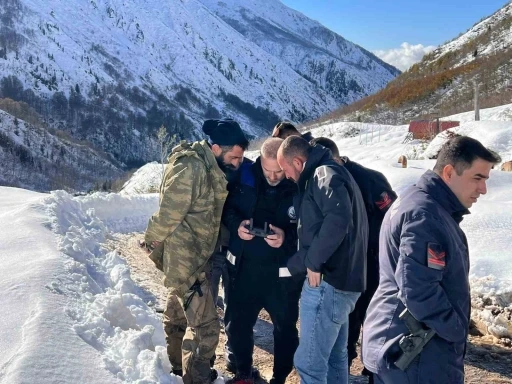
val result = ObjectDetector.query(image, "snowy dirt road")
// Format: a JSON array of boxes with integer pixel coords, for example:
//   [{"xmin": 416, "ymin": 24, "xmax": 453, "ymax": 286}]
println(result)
[{"xmin": 107, "ymin": 233, "xmax": 512, "ymax": 384}]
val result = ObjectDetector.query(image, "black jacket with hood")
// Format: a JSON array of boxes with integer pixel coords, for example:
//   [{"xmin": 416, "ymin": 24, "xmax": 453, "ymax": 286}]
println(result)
[{"xmin": 341, "ymin": 157, "xmax": 397, "ymax": 273}]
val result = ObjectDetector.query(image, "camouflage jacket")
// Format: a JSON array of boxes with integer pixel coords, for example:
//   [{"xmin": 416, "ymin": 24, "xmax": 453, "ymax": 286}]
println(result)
[{"xmin": 144, "ymin": 140, "xmax": 228, "ymax": 294}]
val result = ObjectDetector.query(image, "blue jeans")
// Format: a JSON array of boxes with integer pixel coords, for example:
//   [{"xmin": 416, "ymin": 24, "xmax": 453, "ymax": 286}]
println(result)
[{"xmin": 294, "ymin": 279, "xmax": 360, "ymax": 384}]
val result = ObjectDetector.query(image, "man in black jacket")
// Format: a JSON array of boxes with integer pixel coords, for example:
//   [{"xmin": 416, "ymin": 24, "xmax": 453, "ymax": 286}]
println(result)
[
  {"xmin": 310, "ymin": 137, "xmax": 397, "ymax": 374},
  {"xmin": 277, "ymin": 136, "xmax": 368, "ymax": 384},
  {"xmin": 223, "ymin": 138, "xmax": 302, "ymax": 384}
]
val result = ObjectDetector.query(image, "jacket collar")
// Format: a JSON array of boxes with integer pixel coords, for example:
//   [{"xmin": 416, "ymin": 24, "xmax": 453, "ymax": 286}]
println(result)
[
  {"xmin": 297, "ymin": 145, "xmax": 333, "ymax": 191},
  {"xmin": 417, "ymin": 170, "xmax": 470, "ymax": 223},
  {"xmin": 192, "ymin": 140, "xmax": 226, "ymax": 181}
]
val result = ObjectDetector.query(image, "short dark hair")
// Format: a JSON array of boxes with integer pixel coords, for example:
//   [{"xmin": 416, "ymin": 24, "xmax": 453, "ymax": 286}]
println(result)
[
  {"xmin": 219, "ymin": 142, "xmax": 248, "ymax": 155},
  {"xmin": 310, "ymin": 137, "xmax": 340, "ymax": 158},
  {"xmin": 272, "ymin": 121, "xmax": 300, "ymax": 139},
  {"xmin": 433, "ymin": 136, "xmax": 501, "ymax": 175},
  {"xmin": 280, "ymin": 136, "xmax": 310, "ymax": 161}
]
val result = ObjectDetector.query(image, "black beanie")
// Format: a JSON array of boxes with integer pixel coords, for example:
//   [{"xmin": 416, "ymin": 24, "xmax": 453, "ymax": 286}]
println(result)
[{"xmin": 201, "ymin": 118, "xmax": 249, "ymax": 149}]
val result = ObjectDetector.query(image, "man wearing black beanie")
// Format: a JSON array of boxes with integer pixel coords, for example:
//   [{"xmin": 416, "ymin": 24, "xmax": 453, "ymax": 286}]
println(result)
[{"xmin": 143, "ymin": 118, "xmax": 248, "ymax": 384}]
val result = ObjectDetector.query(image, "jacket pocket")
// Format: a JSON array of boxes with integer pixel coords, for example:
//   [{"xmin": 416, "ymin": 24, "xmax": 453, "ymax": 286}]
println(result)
[{"xmin": 164, "ymin": 222, "xmax": 203, "ymax": 288}]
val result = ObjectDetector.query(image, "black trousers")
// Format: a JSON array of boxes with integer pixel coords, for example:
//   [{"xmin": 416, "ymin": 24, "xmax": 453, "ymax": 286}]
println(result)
[
  {"xmin": 210, "ymin": 248, "xmax": 230, "ymax": 308},
  {"xmin": 225, "ymin": 263, "xmax": 301, "ymax": 380},
  {"xmin": 348, "ymin": 264, "xmax": 380, "ymax": 365},
  {"xmin": 209, "ymin": 248, "xmax": 230, "ymax": 368}
]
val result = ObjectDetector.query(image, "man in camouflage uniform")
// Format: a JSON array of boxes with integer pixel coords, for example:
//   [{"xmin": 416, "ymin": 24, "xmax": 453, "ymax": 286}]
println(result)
[{"xmin": 143, "ymin": 119, "xmax": 249, "ymax": 384}]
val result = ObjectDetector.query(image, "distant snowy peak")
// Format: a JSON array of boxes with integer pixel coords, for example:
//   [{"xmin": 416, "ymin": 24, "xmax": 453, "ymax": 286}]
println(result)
[
  {"xmin": 424, "ymin": 2, "xmax": 512, "ymax": 68},
  {"xmin": 200, "ymin": 0, "xmax": 400, "ymax": 103},
  {"xmin": 0, "ymin": 0, "xmax": 399, "ymax": 179},
  {"xmin": 8, "ymin": 0, "xmax": 399, "ymax": 114}
]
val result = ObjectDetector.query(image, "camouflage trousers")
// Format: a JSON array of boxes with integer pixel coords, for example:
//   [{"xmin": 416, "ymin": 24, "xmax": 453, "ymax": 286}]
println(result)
[{"xmin": 164, "ymin": 273, "xmax": 220, "ymax": 384}]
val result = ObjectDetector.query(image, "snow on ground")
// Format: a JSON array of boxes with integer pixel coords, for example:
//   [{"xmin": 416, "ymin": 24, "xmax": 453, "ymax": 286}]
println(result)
[
  {"xmin": 1, "ymin": 107, "xmax": 511, "ymax": 382},
  {"xmin": 440, "ymin": 102, "xmax": 512, "ymax": 123},
  {"xmin": 0, "ymin": 188, "xmax": 212, "ymax": 384},
  {"xmin": 424, "ymin": 121, "xmax": 512, "ymax": 165},
  {"xmin": 120, "ymin": 162, "xmax": 163, "ymax": 195},
  {"xmin": 0, "ymin": 188, "xmax": 124, "ymax": 384}
]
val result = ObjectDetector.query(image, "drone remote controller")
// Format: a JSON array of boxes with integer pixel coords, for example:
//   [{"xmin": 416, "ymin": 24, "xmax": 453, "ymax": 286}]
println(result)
[{"xmin": 244, "ymin": 218, "xmax": 275, "ymax": 238}]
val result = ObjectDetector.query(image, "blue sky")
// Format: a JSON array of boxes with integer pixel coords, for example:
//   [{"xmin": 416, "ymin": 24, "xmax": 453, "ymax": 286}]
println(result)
[{"xmin": 281, "ymin": 0, "xmax": 509, "ymax": 70}]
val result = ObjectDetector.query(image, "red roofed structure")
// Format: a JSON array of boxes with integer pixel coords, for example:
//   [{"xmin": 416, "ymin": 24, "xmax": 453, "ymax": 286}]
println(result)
[{"xmin": 408, "ymin": 120, "xmax": 460, "ymax": 140}]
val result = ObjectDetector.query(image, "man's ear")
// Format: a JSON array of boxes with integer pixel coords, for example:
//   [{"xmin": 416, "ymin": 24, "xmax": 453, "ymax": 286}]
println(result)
[
  {"xmin": 442, "ymin": 164, "xmax": 455, "ymax": 183},
  {"xmin": 211, "ymin": 144, "xmax": 222, "ymax": 156},
  {"xmin": 292, "ymin": 157, "xmax": 302, "ymax": 169}
]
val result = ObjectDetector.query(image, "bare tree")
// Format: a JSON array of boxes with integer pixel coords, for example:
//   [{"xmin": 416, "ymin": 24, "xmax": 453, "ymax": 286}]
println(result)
[{"xmin": 156, "ymin": 124, "xmax": 176, "ymax": 176}]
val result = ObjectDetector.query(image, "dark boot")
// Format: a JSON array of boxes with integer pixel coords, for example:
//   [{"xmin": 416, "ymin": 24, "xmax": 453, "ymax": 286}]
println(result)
[
  {"xmin": 171, "ymin": 369, "xmax": 183, "ymax": 377},
  {"xmin": 226, "ymin": 362, "xmax": 260, "ymax": 379},
  {"xmin": 210, "ymin": 368, "xmax": 218, "ymax": 382},
  {"xmin": 269, "ymin": 376, "xmax": 286, "ymax": 384},
  {"xmin": 226, "ymin": 372, "xmax": 254, "ymax": 384}
]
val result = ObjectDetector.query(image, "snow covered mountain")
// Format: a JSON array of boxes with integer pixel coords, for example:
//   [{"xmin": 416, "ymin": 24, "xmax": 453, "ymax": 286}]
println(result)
[
  {"xmin": 199, "ymin": 0, "xmax": 400, "ymax": 105},
  {"xmin": 0, "ymin": 0, "xmax": 398, "ymax": 172},
  {"xmin": 0, "ymin": 109, "xmax": 122, "ymax": 191},
  {"xmin": 315, "ymin": 2, "xmax": 512, "ymax": 125},
  {"xmin": 423, "ymin": 3, "xmax": 512, "ymax": 69}
]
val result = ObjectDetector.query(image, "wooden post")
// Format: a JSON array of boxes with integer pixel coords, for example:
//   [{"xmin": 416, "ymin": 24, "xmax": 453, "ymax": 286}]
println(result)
[{"xmin": 474, "ymin": 80, "xmax": 480, "ymax": 121}]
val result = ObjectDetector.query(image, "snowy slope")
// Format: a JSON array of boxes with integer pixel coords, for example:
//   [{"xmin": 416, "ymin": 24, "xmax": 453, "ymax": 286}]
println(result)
[
  {"xmin": 424, "ymin": 3, "xmax": 512, "ymax": 68},
  {"xmin": 424, "ymin": 121, "xmax": 512, "ymax": 164},
  {"xmin": 439, "ymin": 102, "xmax": 512, "ymax": 123},
  {"xmin": 199, "ymin": 0, "xmax": 400, "ymax": 105},
  {"xmin": 0, "ymin": 188, "xmax": 124, "ymax": 383},
  {"xmin": 0, "ymin": 0, "xmax": 398, "ymax": 141},
  {"xmin": 120, "ymin": 162, "xmax": 162, "ymax": 195},
  {"xmin": 0, "ymin": 187, "xmax": 250, "ymax": 383},
  {"xmin": 324, "ymin": 3, "xmax": 512, "ymax": 126},
  {"xmin": 0, "ymin": 109, "xmax": 121, "ymax": 191}
]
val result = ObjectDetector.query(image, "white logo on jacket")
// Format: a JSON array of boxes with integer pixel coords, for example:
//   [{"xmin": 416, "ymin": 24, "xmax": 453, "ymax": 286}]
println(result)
[{"xmin": 288, "ymin": 206, "xmax": 296, "ymax": 220}]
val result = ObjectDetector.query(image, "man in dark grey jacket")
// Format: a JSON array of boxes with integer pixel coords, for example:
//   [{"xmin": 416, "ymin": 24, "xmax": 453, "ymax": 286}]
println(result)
[{"xmin": 277, "ymin": 136, "xmax": 369, "ymax": 384}]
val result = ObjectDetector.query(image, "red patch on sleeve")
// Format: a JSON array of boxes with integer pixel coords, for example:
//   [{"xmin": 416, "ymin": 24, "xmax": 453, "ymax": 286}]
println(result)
[
  {"xmin": 376, "ymin": 191, "xmax": 393, "ymax": 210},
  {"xmin": 427, "ymin": 243, "xmax": 446, "ymax": 270}
]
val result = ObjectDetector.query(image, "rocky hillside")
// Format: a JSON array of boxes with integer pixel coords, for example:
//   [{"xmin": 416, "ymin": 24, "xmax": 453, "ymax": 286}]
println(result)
[
  {"xmin": 310, "ymin": 2, "xmax": 512, "ymax": 125},
  {"xmin": 0, "ymin": 0, "xmax": 399, "ymax": 172},
  {"xmin": 0, "ymin": 108, "xmax": 121, "ymax": 191}
]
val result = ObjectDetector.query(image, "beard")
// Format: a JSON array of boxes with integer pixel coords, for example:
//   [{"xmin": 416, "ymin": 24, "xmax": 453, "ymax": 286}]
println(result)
[
  {"xmin": 266, "ymin": 177, "xmax": 282, "ymax": 186},
  {"xmin": 215, "ymin": 154, "xmax": 237, "ymax": 175}
]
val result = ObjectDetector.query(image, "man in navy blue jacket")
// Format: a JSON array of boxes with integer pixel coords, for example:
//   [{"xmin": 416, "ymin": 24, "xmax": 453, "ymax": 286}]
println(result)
[
  {"xmin": 362, "ymin": 136, "xmax": 501, "ymax": 384},
  {"xmin": 223, "ymin": 138, "xmax": 302, "ymax": 384},
  {"xmin": 277, "ymin": 136, "xmax": 368, "ymax": 384}
]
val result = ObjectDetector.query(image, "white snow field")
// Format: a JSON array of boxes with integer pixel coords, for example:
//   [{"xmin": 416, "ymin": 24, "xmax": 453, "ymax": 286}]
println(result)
[
  {"xmin": 0, "ymin": 189, "xmax": 222, "ymax": 384},
  {"xmin": 120, "ymin": 162, "xmax": 163, "ymax": 196},
  {"xmin": 1, "ymin": 105, "xmax": 511, "ymax": 382}
]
